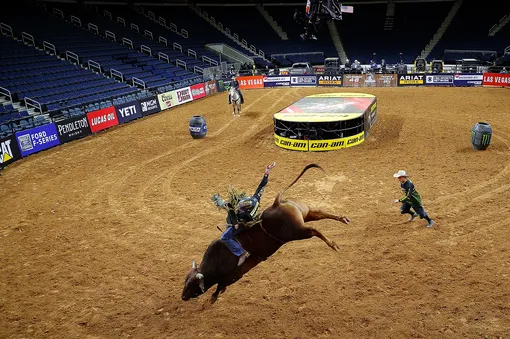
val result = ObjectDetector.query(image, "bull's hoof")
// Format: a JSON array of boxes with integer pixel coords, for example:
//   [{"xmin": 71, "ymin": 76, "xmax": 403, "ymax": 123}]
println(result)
[
  {"xmin": 341, "ymin": 216, "xmax": 351, "ymax": 225},
  {"xmin": 210, "ymin": 295, "xmax": 218, "ymax": 304},
  {"xmin": 331, "ymin": 241, "xmax": 340, "ymax": 252}
]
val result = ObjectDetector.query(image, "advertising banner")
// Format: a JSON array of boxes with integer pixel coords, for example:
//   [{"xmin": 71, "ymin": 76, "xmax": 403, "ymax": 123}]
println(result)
[
  {"xmin": 482, "ymin": 73, "xmax": 510, "ymax": 87},
  {"xmin": 237, "ymin": 76, "xmax": 264, "ymax": 89},
  {"xmin": 375, "ymin": 74, "xmax": 397, "ymax": 87},
  {"xmin": 313, "ymin": 65, "xmax": 325, "ymax": 74},
  {"xmin": 308, "ymin": 132, "xmax": 365, "ymax": 151},
  {"xmin": 316, "ymin": 75, "xmax": 343, "ymax": 86},
  {"xmin": 0, "ymin": 134, "xmax": 22, "ymax": 167},
  {"xmin": 274, "ymin": 134, "xmax": 308, "ymax": 151},
  {"xmin": 190, "ymin": 83, "xmax": 206, "ymax": 100},
  {"xmin": 217, "ymin": 80, "xmax": 226, "ymax": 93},
  {"xmin": 205, "ymin": 80, "xmax": 218, "ymax": 95},
  {"xmin": 397, "ymin": 74, "xmax": 425, "ymax": 86},
  {"xmin": 86, "ymin": 106, "xmax": 119, "ymax": 133},
  {"xmin": 343, "ymin": 74, "xmax": 365, "ymax": 87},
  {"xmin": 263, "ymin": 76, "xmax": 290, "ymax": 87},
  {"xmin": 55, "ymin": 116, "xmax": 91, "ymax": 143},
  {"xmin": 15, "ymin": 123, "xmax": 60, "ymax": 157},
  {"xmin": 139, "ymin": 96, "xmax": 161, "ymax": 116},
  {"xmin": 173, "ymin": 86, "xmax": 193, "ymax": 105},
  {"xmin": 274, "ymin": 132, "xmax": 365, "ymax": 152},
  {"xmin": 158, "ymin": 91, "xmax": 174, "ymax": 110},
  {"xmin": 425, "ymin": 73, "xmax": 455, "ymax": 86},
  {"xmin": 290, "ymin": 75, "xmax": 317, "ymax": 87},
  {"xmin": 115, "ymin": 101, "xmax": 143, "ymax": 124},
  {"xmin": 453, "ymin": 73, "xmax": 483, "ymax": 87}
]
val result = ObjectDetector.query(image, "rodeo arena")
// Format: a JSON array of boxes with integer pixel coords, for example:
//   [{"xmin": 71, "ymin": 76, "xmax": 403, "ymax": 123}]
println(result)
[{"xmin": 1, "ymin": 0, "xmax": 510, "ymax": 337}]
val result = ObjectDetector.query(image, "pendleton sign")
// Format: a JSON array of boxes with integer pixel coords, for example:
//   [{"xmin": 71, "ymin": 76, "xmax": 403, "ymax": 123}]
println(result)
[
  {"xmin": 397, "ymin": 74, "xmax": 425, "ymax": 86},
  {"xmin": 316, "ymin": 75, "xmax": 343, "ymax": 86}
]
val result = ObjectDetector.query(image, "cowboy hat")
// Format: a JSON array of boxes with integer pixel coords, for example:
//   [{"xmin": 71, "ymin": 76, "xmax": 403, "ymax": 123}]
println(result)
[{"xmin": 393, "ymin": 170, "xmax": 409, "ymax": 178}]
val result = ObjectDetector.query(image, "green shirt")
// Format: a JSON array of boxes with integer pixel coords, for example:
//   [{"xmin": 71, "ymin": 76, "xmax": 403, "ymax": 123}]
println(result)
[{"xmin": 399, "ymin": 179, "xmax": 422, "ymax": 206}]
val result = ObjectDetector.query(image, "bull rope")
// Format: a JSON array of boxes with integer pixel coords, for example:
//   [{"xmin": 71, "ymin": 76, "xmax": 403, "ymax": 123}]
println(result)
[{"xmin": 259, "ymin": 222, "xmax": 285, "ymax": 244}]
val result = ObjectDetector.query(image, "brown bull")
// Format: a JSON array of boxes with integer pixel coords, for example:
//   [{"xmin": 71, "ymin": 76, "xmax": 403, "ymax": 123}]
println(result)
[{"xmin": 181, "ymin": 164, "xmax": 350, "ymax": 303}]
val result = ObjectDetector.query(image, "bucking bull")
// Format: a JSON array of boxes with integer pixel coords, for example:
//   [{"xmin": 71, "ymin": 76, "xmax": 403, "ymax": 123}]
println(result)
[{"xmin": 181, "ymin": 164, "xmax": 350, "ymax": 303}]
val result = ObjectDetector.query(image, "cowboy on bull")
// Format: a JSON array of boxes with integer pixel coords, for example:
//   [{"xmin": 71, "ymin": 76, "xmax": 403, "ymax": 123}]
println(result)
[
  {"xmin": 228, "ymin": 76, "xmax": 244, "ymax": 105},
  {"xmin": 212, "ymin": 162, "xmax": 276, "ymax": 266}
]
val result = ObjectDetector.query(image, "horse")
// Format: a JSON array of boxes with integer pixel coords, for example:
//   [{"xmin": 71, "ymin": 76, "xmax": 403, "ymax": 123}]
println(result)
[
  {"xmin": 181, "ymin": 164, "xmax": 351, "ymax": 303},
  {"xmin": 229, "ymin": 87, "xmax": 242, "ymax": 117}
]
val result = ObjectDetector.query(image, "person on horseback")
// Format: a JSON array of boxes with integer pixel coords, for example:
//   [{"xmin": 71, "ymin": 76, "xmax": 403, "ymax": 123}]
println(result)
[
  {"xmin": 228, "ymin": 76, "xmax": 244, "ymax": 105},
  {"xmin": 212, "ymin": 162, "xmax": 276, "ymax": 266}
]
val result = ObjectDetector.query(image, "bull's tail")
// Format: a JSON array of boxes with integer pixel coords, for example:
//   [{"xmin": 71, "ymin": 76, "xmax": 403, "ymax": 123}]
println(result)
[{"xmin": 272, "ymin": 163, "xmax": 324, "ymax": 206}]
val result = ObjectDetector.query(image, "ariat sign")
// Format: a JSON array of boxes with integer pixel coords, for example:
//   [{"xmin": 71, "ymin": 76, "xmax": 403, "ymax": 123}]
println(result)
[
  {"xmin": 398, "ymin": 74, "xmax": 425, "ymax": 86},
  {"xmin": 317, "ymin": 75, "xmax": 343, "ymax": 86}
]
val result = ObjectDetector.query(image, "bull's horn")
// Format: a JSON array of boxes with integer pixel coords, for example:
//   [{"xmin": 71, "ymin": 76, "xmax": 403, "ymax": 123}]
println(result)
[
  {"xmin": 192, "ymin": 260, "xmax": 196, "ymax": 269},
  {"xmin": 196, "ymin": 273, "xmax": 204, "ymax": 279}
]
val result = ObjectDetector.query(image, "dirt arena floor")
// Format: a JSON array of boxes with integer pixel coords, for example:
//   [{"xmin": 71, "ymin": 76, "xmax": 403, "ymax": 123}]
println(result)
[{"xmin": 1, "ymin": 86, "xmax": 510, "ymax": 338}]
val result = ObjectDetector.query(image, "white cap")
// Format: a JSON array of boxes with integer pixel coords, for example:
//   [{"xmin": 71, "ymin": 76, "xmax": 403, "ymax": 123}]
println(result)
[{"xmin": 393, "ymin": 170, "xmax": 409, "ymax": 178}]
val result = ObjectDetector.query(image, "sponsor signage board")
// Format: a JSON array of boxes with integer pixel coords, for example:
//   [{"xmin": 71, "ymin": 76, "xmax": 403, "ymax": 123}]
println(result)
[
  {"xmin": 86, "ymin": 106, "xmax": 119, "ymax": 133},
  {"xmin": 316, "ymin": 75, "xmax": 343, "ymax": 86},
  {"xmin": 343, "ymin": 74, "xmax": 365, "ymax": 87},
  {"xmin": 55, "ymin": 116, "xmax": 91, "ymax": 143},
  {"xmin": 290, "ymin": 75, "xmax": 317, "ymax": 87},
  {"xmin": 190, "ymin": 83, "xmax": 207, "ymax": 100},
  {"xmin": 453, "ymin": 73, "xmax": 483, "ymax": 87},
  {"xmin": 375, "ymin": 74, "xmax": 397, "ymax": 87},
  {"xmin": 157, "ymin": 91, "xmax": 174, "ymax": 110},
  {"xmin": 15, "ymin": 123, "xmax": 61, "ymax": 157},
  {"xmin": 482, "ymin": 73, "xmax": 510, "ymax": 87},
  {"xmin": 173, "ymin": 86, "xmax": 193, "ymax": 105},
  {"xmin": 139, "ymin": 96, "xmax": 161, "ymax": 116},
  {"xmin": 115, "ymin": 101, "xmax": 143, "ymax": 124},
  {"xmin": 205, "ymin": 80, "xmax": 218, "ymax": 96},
  {"xmin": 0, "ymin": 134, "xmax": 22, "ymax": 167},
  {"xmin": 425, "ymin": 73, "xmax": 454, "ymax": 86},
  {"xmin": 236, "ymin": 76, "xmax": 264, "ymax": 89},
  {"xmin": 263, "ymin": 76, "xmax": 290, "ymax": 87},
  {"xmin": 397, "ymin": 74, "xmax": 425, "ymax": 86}
]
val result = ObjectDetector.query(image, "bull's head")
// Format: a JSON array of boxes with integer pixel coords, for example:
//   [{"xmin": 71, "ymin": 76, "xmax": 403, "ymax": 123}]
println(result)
[{"xmin": 181, "ymin": 260, "xmax": 205, "ymax": 301}]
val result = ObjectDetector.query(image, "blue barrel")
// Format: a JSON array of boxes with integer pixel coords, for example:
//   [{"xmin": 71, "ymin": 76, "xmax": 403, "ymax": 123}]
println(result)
[
  {"xmin": 471, "ymin": 122, "xmax": 492, "ymax": 150},
  {"xmin": 189, "ymin": 115, "xmax": 207, "ymax": 139}
]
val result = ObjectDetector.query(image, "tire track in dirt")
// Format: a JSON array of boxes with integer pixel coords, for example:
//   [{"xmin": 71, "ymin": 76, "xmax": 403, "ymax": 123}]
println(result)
[
  {"xmin": 137, "ymin": 88, "xmax": 299, "ymax": 222},
  {"xmin": 104, "ymin": 88, "xmax": 298, "ymax": 223}
]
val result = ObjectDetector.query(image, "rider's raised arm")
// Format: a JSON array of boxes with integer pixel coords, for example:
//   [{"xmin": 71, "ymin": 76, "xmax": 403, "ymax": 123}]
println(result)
[{"xmin": 253, "ymin": 162, "xmax": 276, "ymax": 200}]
